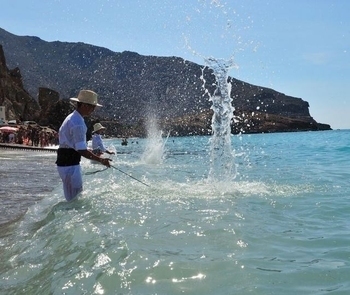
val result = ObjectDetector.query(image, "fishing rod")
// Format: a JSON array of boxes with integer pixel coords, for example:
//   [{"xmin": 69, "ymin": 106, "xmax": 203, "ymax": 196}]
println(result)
[{"xmin": 85, "ymin": 164, "xmax": 150, "ymax": 187}]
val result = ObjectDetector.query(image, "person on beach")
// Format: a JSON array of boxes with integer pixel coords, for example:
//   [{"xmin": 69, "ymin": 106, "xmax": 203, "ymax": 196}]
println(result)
[
  {"xmin": 56, "ymin": 90, "xmax": 112, "ymax": 201},
  {"xmin": 91, "ymin": 122, "xmax": 115, "ymax": 156}
]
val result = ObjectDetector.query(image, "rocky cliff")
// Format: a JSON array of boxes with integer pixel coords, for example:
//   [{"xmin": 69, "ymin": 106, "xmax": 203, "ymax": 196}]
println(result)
[
  {"xmin": 0, "ymin": 27, "xmax": 331, "ymax": 136},
  {"xmin": 0, "ymin": 45, "xmax": 40, "ymax": 122},
  {"xmin": 0, "ymin": 44, "xmax": 73, "ymax": 128}
]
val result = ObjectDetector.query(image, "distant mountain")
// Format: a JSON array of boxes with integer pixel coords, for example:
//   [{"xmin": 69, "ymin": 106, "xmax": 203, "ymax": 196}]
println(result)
[{"xmin": 0, "ymin": 27, "xmax": 331, "ymax": 135}]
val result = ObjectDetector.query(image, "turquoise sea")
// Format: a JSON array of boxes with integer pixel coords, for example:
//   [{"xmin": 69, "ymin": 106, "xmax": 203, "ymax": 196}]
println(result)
[{"xmin": 0, "ymin": 130, "xmax": 349, "ymax": 294}]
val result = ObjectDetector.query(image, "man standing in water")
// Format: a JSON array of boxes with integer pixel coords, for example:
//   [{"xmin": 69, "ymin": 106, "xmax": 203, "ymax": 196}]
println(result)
[{"xmin": 56, "ymin": 90, "xmax": 111, "ymax": 201}]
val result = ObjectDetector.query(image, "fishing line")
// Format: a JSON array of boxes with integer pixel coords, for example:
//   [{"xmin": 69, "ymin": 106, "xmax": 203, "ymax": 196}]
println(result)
[
  {"xmin": 110, "ymin": 164, "xmax": 150, "ymax": 187},
  {"xmin": 85, "ymin": 167, "xmax": 108, "ymax": 175}
]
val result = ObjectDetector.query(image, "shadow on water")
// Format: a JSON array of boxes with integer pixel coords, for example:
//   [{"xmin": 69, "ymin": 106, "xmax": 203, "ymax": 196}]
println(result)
[
  {"xmin": 28, "ymin": 198, "xmax": 93, "ymax": 233},
  {"xmin": 0, "ymin": 212, "xmax": 27, "ymax": 239},
  {"xmin": 0, "ymin": 197, "xmax": 93, "ymax": 240}
]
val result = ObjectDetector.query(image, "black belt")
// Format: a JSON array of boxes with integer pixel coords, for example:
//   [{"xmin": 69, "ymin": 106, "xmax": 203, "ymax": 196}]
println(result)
[{"xmin": 56, "ymin": 148, "xmax": 81, "ymax": 166}]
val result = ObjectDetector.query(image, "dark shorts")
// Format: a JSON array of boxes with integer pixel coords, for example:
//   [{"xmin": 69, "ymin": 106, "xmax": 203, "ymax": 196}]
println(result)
[{"xmin": 56, "ymin": 148, "xmax": 81, "ymax": 166}]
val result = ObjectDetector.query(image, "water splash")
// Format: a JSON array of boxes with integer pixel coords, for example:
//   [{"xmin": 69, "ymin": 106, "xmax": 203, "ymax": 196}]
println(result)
[
  {"xmin": 203, "ymin": 57, "xmax": 238, "ymax": 180},
  {"xmin": 141, "ymin": 116, "xmax": 169, "ymax": 165}
]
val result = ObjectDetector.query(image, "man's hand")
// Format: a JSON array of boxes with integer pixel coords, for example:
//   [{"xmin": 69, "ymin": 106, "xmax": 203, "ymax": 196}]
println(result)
[{"xmin": 100, "ymin": 157, "xmax": 112, "ymax": 167}]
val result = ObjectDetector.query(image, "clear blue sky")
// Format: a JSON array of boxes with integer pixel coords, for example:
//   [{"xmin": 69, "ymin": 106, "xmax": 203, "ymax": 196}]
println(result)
[{"xmin": 1, "ymin": 0, "xmax": 349, "ymax": 129}]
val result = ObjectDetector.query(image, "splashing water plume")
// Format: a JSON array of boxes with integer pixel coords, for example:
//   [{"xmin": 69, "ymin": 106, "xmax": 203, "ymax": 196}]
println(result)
[
  {"xmin": 203, "ymin": 57, "xmax": 238, "ymax": 180},
  {"xmin": 141, "ymin": 116, "xmax": 169, "ymax": 165},
  {"xmin": 182, "ymin": 1, "xmax": 247, "ymax": 181}
]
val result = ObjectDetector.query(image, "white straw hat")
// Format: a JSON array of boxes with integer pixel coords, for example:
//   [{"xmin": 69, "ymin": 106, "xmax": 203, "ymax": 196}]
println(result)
[
  {"xmin": 93, "ymin": 123, "xmax": 106, "ymax": 133},
  {"xmin": 70, "ymin": 90, "xmax": 102, "ymax": 107}
]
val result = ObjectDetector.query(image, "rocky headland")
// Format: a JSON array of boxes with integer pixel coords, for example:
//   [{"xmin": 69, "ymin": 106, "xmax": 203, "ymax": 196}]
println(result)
[{"xmin": 0, "ymin": 27, "xmax": 331, "ymax": 138}]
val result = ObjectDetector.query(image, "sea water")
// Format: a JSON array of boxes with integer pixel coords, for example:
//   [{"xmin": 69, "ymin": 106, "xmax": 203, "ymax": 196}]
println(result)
[{"xmin": 0, "ymin": 130, "xmax": 349, "ymax": 294}]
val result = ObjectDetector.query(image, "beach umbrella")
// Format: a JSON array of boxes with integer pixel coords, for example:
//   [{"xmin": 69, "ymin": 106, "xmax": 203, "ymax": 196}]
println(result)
[{"xmin": 0, "ymin": 126, "xmax": 18, "ymax": 133}]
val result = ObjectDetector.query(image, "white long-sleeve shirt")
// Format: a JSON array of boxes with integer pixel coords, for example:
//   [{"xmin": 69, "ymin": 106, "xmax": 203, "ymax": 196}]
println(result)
[
  {"xmin": 92, "ymin": 133, "xmax": 106, "ymax": 153},
  {"xmin": 58, "ymin": 110, "xmax": 87, "ymax": 150}
]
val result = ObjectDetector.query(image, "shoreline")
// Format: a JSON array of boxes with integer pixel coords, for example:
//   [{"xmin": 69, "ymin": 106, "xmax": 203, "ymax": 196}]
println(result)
[{"xmin": 0, "ymin": 143, "xmax": 58, "ymax": 152}]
